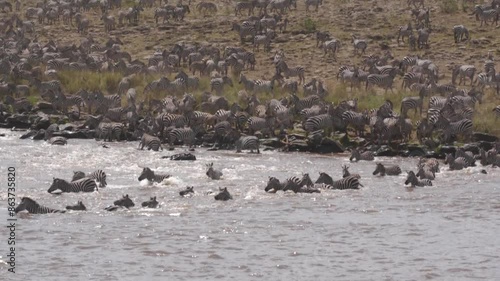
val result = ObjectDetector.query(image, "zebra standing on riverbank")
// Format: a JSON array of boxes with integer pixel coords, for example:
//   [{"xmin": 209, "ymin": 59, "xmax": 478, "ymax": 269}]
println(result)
[
  {"xmin": 48, "ymin": 178, "xmax": 98, "ymax": 193},
  {"xmin": 15, "ymin": 197, "xmax": 65, "ymax": 214},
  {"xmin": 453, "ymin": 25, "xmax": 470, "ymax": 43}
]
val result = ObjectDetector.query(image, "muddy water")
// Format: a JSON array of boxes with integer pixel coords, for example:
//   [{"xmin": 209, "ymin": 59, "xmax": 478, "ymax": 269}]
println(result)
[{"xmin": 0, "ymin": 129, "xmax": 499, "ymax": 280}]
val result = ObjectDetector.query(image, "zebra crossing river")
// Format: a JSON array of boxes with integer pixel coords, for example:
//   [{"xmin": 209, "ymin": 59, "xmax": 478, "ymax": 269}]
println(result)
[{"xmin": 0, "ymin": 129, "xmax": 499, "ymax": 280}]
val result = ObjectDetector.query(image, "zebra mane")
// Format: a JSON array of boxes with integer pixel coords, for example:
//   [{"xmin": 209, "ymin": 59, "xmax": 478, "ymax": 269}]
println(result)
[{"xmin": 21, "ymin": 197, "xmax": 39, "ymax": 207}]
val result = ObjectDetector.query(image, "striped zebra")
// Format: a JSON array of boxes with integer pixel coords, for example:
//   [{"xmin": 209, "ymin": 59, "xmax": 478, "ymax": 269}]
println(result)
[
  {"xmin": 247, "ymin": 116, "xmax": 276, "ymax": 136},
  {"xmin": 274, "ymin": 60, "xmax": 305, "ymax": 84},
  {"xmin": 48, "ymin": 178, "xmax": 98, "ymax": 193},
  {"xmin": 206, "ymin": 162, "xmax": 223, "ymax": 180},
  {"xmin": 254, "ymin": 79, "xmax": 275, "ymax": 95},
  {"xmin": 264, "ymin": 176, "xmax": 302, "ymax": 193},
  {"xmin": 452, "ymin": 65, "xmax": 476, "ymax": 86},
  {"xmin": 316, "ymin": 31, "xmax": 331, "ymax": 47},
  {"xmin": 210, "ymin": 76, "xmax": 233, "ymax": 95},
  {"xmin": 321, "ymin": 39, "xmax": 341, "ymax": 58},
  {"xmin": 349, "ymin": 148, "xmax": 375, "ymax": 162},
  {"xmin": 72, "ymin": 170, "xmax": 107, "ymax": 187},
  {"xmin": 405, "ymin": 171, "xmax": 432, "ymax": 187},
  {"xmin": 493, "ymin": 105, "xmax": 500, "ymax": 119},
  {"xmin": 31, "ymin": 78, "xmax": 61, "ymax": 94},
  {"xmin": 139, "ymin": 133, "xmax": 162, "ymax": 151},
  {"xmin": 15, "ymin": 197, "xmax": 65, "ymax": 214},
  {"xmin": 235, "ymin": 1, "xmax": 256, "ymax": 16},
  {"xmin": 304, "ymin": 114, "xmax": 333, "ymax": 135},
  {"xmin": 231, "ymin": 22, "xmax": 257, "ymax": 43},
  {"xmin": 401, "ymin": 87, "xmax": 426, "ymax": 117},
  {"xmin": 138, "ymin": 167, "xmax": 171, "ymax": 183},
  {"xmin": 455, "ymin": 147, "xmax": 476, "ymax": 167},
  {"xmin": 331, "ymin": 176, "xmax": 362, "ymax": 190},
  {"xmin": 96, "ymin": 121, "xmax": 125, "ymax": 142},
  {"xmin": 453, "ymin": 25, "xmax": 470, "ymax": 43},
  {"xmin": 397, "ymin": 22, "xmax": 413, "ymax": 44},
  {"xmin": 471, "ymin": 5, "xmax": 499, "ymax": 27},
  {"xmin": 417, "ymin": 28, "xmax": 430, "ymax": 49},
  {"xmin": 416, "ymin": 163, "xmax": 436, "ymax": 180},
  {"xmin": 289, "ymin": 94, "xmax": 321, "ymax": 112},
  {"xmin": 253, "ymin": 32, "xmax": 274, "ymax": 52},
  {"xmin": 432, "ymin": 115, "xmax": 473, "ymax": 143},
  {"xmin": 486, "ymin": 148, "xmax": 500, "ymax": 167},
  {"xmin": 168, "ymin": 127, "xmax": 196, "ymax": 148},
  {"xmin": 53, "ymin": 92, "xmax": 84, "ymax": 114},
  {"xmin": 66, "ymin": 201, "xmax": 87, "ymax": 211},
  {"xmin": 268, "ymin": 0, "xmax": 295, "ymax": 14},
  {"xmin": 341, "ymin": 110, "xmax": 369, "ymax": 137},
  {"xmin": 236, "ymin": 135, "xmax": 260, "ymax": 153},
  {"xmin": 197, "ymin": 2, "xmax": 217, "ymax": 15},
  {"xmin": 351, "ymin": 35, "xmax": 367, "ymax": 55},
  {"xmin": 94, "ymin": 91, "xmax": 121, "ymax": 110},
  {"xmin": 372, "ymin": 163, "xmax": 402, "ymax": 176},
  {"xmin": 239, "ymin": 73, "xmax": 256, "ymax": 92},
  {"xmin": 444, "ymin": 153, "xmax": 468, "ymax": 170},
  {"xmin": 341, "ymin": 164, "xmax": 361, "ymax": 179},
  {"xmin": 401, "ymin": 71, "xmax": 425, "ymax": 90},
  {"xmin": 365, "ymin": 72, "xmax": 397, "ymax": 93}
]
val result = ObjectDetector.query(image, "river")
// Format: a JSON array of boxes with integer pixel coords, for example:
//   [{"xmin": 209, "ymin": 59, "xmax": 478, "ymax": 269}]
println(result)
[{"xmin": 0, "ymin": 128, "xmax": 499, "ymax": 281}]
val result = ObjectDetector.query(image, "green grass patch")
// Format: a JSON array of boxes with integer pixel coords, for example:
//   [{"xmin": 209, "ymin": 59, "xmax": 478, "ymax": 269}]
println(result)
[{"xmin": 439, "ymin": 0, "xmax": 459, "ymax": 14}]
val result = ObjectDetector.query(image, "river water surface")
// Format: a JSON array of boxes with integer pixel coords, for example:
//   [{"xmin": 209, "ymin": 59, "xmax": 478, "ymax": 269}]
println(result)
[{"xmin": 0, "ymin": 128, "xmax": 499, "ymax": 281}]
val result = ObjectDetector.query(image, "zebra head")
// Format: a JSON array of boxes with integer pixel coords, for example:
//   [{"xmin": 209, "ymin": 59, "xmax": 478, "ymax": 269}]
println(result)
[
  {"xmin": 114, "ymin": 194, "xmax": 135, "ymax": 209},
  {"xmin": 141, "ymin": 196, "xmax": 159, "ymax": 208},
  {"xmin": 404, "ymin": 171, "xmax": 417, "ymax": 185},
  {"xmin": 72, "ymin": 171, "xmax": 86, "ymax": 182},
  {"xmin": 66, "ymin": 201, "xmax": 87, "ymax": 211},
  {"xmin": 315, "ymin": 172, "xmax": 333, "ymax": 185},
  {"xmin": 300, "ymin": 173, "xmax": 313, "ymax": 187},
  {"xmin": 48, "ymin": 178, "xmax": 66, "ymax": 194},
  {"xmin": 372, "ymin": 163, "xmax": 385, "ymax": 176},
  {"xmin": 179, "ymin": 186, "xmax": 194, "ymax": 197},
  {"xmin": 138, "ymin": 167, "xmax": 154, "ymax": 181},
  {"xmin": 265, "ymin": 176, "xmax": 281, "ymax": 192},
  {"xmin": 15, "ymin": 197, "xmax": 37, "ymax": 213},
  {"xmin": 214, "ymin": 187, "xmax": 232, "ymax": 201},
  {"xmin": 349, "ymin": 148, "xmax": 360, "ymax": 162}
]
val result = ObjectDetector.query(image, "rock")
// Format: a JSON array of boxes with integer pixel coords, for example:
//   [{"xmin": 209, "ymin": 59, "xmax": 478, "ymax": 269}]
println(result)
[
  {"xmin": 438, "ymin": 145, "xmax": 457, "ymax": 155},
  {"xmin": 3, "ymin": 114, "xmax": 31, "ymax": 129},
  {"xmin": 31, "ymin": 117, "xmax": 51, "ymax": 130},
  {"xmin": 403, "ymin": 145, "xmax": 427, "ymax": 157},
  {"xmin": 33, "ymin": 129, "xmax": 46, "ymax": 140},
  {"xmin": 20, "ymin": 130, "xmax": 38, "ymax": 139},
  {"xmin": 52, "ymin": 130, "xmax": 95, "ymax": 139},
  {"xmin": 375, "ymin": 145, "xmax": 399, "ymax": 157},
  {"xmin": 473, "ymin": 132, "xmax": 498, "ymax": 143}
]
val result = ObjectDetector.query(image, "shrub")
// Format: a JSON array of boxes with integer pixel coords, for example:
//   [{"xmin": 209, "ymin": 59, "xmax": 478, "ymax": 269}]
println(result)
[{"xmin": 303, "ymin": 18, "xmax": 317, "ymax": 33}]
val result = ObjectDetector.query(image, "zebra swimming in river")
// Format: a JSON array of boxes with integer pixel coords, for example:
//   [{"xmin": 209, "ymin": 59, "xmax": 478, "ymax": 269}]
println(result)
[
  {"xmin": 15, "ymin": 197, "xmax": 66, "ymax": 214},
  {"xmin": 72, "ymin": 170, "xmax": 107, "ymax": 187},
  {"xmin": 48, "ymin": 178, "xmax": 98, "ymax": 193},
  {"xmin": 138, "ymin": 167, "xmax": 171, "ymax": 183}
]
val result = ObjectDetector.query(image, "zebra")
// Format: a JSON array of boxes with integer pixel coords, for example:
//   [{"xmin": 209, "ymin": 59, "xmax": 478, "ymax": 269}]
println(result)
[
  {"xmin": 455, "ymin": 147, "xmax": 476, "ymax": 167},
  {"xmin": 96, "ymin": 121, "xmax": 125, "ymax": 142},
  {"xmin": 53, "ymin": 92, "xmax": 84, "ymax": 115},
  {"xmin": 247, "ymin": 116, "xmax": 276, "ymax": 136},
  {"xmin": 236, "ymin": 135, "xmax": 260, "ymax": 153},
  {"xmin": 210, "ymin": 76, "xmax": 233, "ymax": 95},
  {"xmin": 316, "ymin": 31, "xmax": 331, "ymax": 47},
  {"xmin": 138, "ymin": 167, "xmax": 171, "ymax": 183},
  {"xmin": 48, "ymin": 178, "xmax": 98, "ymax": 193},
  {"xmin": 304, "ymin": 114, "xmax": 333, "ymax": 135},
  {"xmin": 351, "ymin": 35, "xmax": 368, "ymax": 55},
  {"xmin": 341, "ymin": 110, "xmax": 369, "ymax": 137},
  {"xmin": 397, "ymin": 22, "xmax": 413, "ymax": 44},
  {"xmin": 452, "ymin": 65, "xmax": 476, "ymax": 86},
  {"xmin": 141, "ymin": 197, "xmax": 159, "ymax": 208},
  {"xmin": 405, "ymin": 171, "xmax": 433, "ymax": 187},
  {"xmin": 341, "ymin": 164, "xmax": 361, "ymax": 179},
  {"xmin": 254, "ymin": 79, "xmax": 276, "ymax": 95},
  {"xmin": 239, "ymin": 73, "xmax": 256, "ymax": 92},
  {"xmin": 401, "ymin": 71, "xmax": 425, "ymax": 90},
  {"xmin": 66, "ymin": 201, "xmax": 87, "ymax": 211},
  {"xmin": 372, "ymin": 163, "xmax": 402, "ymax": 176},
  {"xmin": 215, "ymin": 187, "xmax": 233, "ymax": 201},
  {"xmin": 101, "ymin": 13, "xmax": 116, "ymax": 32},
  {"xmin": 206, "ymin": 163, "xmax": 223, "ymax": 180},
  {"xmin": 417, "ymin": 28, "xmax": 430, "ymax": 49},
  {"xmin": 416, "ymin": 163, "xmax": 436, "ymax": 180},
  {"xmin": 471, "ymin": 5, "xmax": 499, "ymax": 27},
  {"xmin": 154, "ymin": 8, "xmax": 170, "ymax": 24},
  {"xmin": 365, "ymin": 72, "xmax": 397, "ymax": 93},
  {"xmin": 138, "ymin": 133, "xmax": 163, "ymax": 151},
  {"xmin": 168, "ymin": 127, "xmax": 196, "ymax": 148},
  {"xmin": 231, "ymin": 22, "xmax": 257, "ymax": 43},
  {"xmin": 106, "ymin": 194, "xmax": 135, "ymax": 211},
  {"xmin": 408, "ymin": 0, "xmax": 424, "ymax": 8},
  {"xmin": 72, "ymin": 170, "xmax": 107, "ymax": 187},
  {"xmin": 235, "ymin": 1, "xmax": 256, "ymax": 16},
  {"xmin": 15, "ymin": 197, "xmax": 65, "ymax": 214},
  {"xmin": 321, "ymin": 39, "xmax": 341, "ymax": 58},
  {"xmin": 264, "ymin": 176, "xmax": 301, "ymax": 193},
  {"xmin": 274, "ymin": 60, "xmax": 305, "ymax": 84},
  {"xmin": 253, "ymin": 32, "xmax": 274, "ymax": 52},
  {"xmin": 432, "ymin": 115, "xmax": 473, "ymax": 143},
  {"xmin": 94, "ymin": 91, "xmax": 121, "ymax": 110},
  {"xmin": 268, "ymin": 0, "xmax": 295, "ymax": 14},
  {"xmin": 180, "ymin": 186, "xmax": 195, "ymax": 197},
  {"xmin": 349, "ymin": 148, "xmax": 374, "ymax": 162},
  {"xmin": 401, "ymin": 87, "xmax": 426, "ymax": 117},
  {"xmin": 331, "ymin": 176, "xmax": 362, "ymax": 190},
  {"xmin": 453, "ymin": 25, "xmax": 470, "ymax": 43},
  {"xmin": 444, "ymin": 153, "xmax": 469, "ymax": 170}
]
